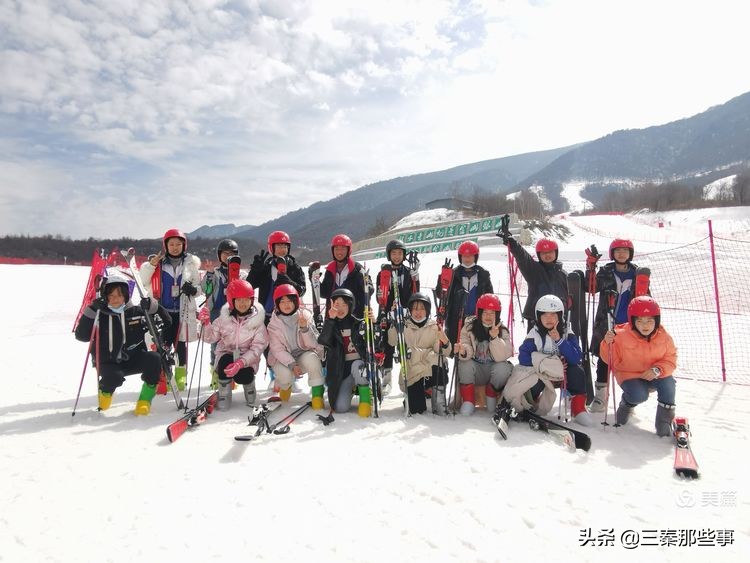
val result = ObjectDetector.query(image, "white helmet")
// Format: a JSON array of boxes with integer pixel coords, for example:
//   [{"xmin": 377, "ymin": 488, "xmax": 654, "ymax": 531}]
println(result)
[{"xmin": 535, "ymin": 295, "xmax": 564, "ymax": 314}]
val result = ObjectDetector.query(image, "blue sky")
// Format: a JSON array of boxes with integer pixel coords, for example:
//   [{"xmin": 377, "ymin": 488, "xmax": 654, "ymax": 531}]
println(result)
[{"xmin": 1, "ymin": 0, "xmax": 749, "ymax": 239}]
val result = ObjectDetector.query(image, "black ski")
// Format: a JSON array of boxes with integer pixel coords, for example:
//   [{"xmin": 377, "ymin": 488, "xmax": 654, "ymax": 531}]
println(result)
[
  {"xmin": 121, "ymin": 248, "xmax": 184, "ymax": 410},
  {"xmin": 496, "ymin": 405, "xmax": 591, "ymax": 451},
  {"xmin": 673, "ymin": 416, "xmax": 699, "ymax": 478},
  {"xmin": 567, "ymin": 270, "xmax": 593, "ymax": 404},
  {"xmin": 234, "ymin": 402, "xmax": 312, "ymax": 441}
]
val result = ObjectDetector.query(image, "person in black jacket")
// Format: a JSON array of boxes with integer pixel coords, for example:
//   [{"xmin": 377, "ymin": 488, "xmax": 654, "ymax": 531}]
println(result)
[
  {"xmin": 320, "ymin": 233, "xmax": 366, "ymax": 319},
  {"xmin": 500, "ymin": 233, "xmax": 568, "ymax": 330},
  {"xmin": 317, "ymin": 288, "xmax": 374, "ymax": 417},
  {"xmin": 444, "ymin": 241, "xmax": 493, "ymax": 347},
  {"xmin": 247, "ymin": 230, "xmax": 306, "ymax": 326},
  {"xmin": 585, "ymin": 238, "xmax": 646, "ymax": 412},
  {"xmin": 74, "ymin": 274, "xmax": 172, "ymax": 415},
  {"xmin": 376, "ymin": 239, "xmax": 420, "ymax": 394}
]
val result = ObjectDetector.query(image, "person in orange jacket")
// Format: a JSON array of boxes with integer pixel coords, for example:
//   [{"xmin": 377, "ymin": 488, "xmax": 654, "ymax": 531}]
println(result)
[{"xmin": 599, "ymin": 296, "xmax": 677, "ymax": 436}]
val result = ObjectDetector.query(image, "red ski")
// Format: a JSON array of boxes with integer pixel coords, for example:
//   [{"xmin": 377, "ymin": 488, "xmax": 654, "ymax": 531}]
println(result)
[
  {"xmin": 166, "ymin": 392, "xmax": 219, "ymax": 443},
  {"xmin": 673, "ymin": 416, "xmax": 699, "ymax": 478},
  {"xmin": 228, "ymin": 255, "xmax": 242, "ymax": 283},
  {"xmin": 635, "ymin": 266, "xmax": 650, "ymax": 297}
]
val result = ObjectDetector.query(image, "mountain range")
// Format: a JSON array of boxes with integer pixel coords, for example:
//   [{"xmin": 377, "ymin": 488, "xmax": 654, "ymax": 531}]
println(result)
[{"xmin": 190, "ymin": 90, "xmax": 750, "ymax": 247}]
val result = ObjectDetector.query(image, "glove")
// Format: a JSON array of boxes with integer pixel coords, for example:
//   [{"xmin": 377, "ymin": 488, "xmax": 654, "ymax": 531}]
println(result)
[
  {"xmin": 90, "ymin": 297, "xmax": 107, "ymax": 311},
  {"xmin": 253, "ymin": 250, "xmax": 270, "ymax": 268},
  {"xmin": 197, "ymin": 307, "xmax": 211, "ymax": 326},
  {"xmin": 224, "ymin": 360, "xmax": 244, "ymax": 377},
  {"xmin": 275, "ymin": 256, "xmax": 287, "ymax": 275},
  {"xmin": 585, "ymin": 247, "xmax": 601, "ymax": 269},
  {"xmin": 139, "ymin": 297, "xmax": 154, "ymax": 312},
  {"xmin": 181, "ymin": 281, "xmax": 198, "ymax": 296}
]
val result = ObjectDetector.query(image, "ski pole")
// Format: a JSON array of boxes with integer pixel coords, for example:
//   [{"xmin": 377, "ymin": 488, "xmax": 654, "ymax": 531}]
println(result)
[
  {"xmin": 602, "ymin": 290, "xmax": 618, "ymax": 428},
  {"xmin": 271, "ymin": 402, "xmax": 312, "ymax": 434},
  {"xmin": 72, "ymin": 309, "xmax": 100, "ymax": 416},
  {"xmin": 185, "ymin": 323, "xmax": 206, "ymax": 411}
]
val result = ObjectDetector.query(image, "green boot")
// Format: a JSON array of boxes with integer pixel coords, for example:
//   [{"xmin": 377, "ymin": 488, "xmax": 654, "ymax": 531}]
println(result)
[
  {"xmin": 174, "ymin": 366, "xmax": 187, "ymax": 391},
  {"xmin": 311, "ymin": 385, "xmax": 325, "ymax": 410},
  {"xmin": 209, "ymin": 367, "xmax": 219, "ymax": 390},
  {"xmin": 135, "ymin": 383, "xmax": 157, "ymax": 416},
  {"xmin": 357, "ymin": 385, "xmax": 372, "ymax": 418}
]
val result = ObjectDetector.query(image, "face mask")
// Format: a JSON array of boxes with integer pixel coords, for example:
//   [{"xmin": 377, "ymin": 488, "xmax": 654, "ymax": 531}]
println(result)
[
  {"xmin": 482, "ymin": 322, "xmax": 493, "ymax": 329},
  {"xmin": 110, "ymin": 304, "xmax": 126, "ymax": 314}
]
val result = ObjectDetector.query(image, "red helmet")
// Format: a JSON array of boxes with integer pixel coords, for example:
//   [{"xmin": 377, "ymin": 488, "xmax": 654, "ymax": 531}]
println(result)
[
  {"xmin": 476, "ymin": 293, "xmax": 501, "ymax": 314},
  {"xmin": 609, "ymin": 238, "xmax": 634, "ymax": 261},
  {"xmin": 226, "ymin": 280, "xmax": 254, "ymax": 310},
  {"xmin": 628, "ymin": 296, "xmax": 661, "ymax": 332},
  {"xmin": 331, "ymin": 234, "xmax": 352, "ymax": 259},
  {"xmin": 535, "ymin": 238, "xmax": 558, "ymax": 260},
  {"xmin": 457, "ymin": 240, "xmax": 480, "ymax": 263},
  {"xmin": 163, "ymin": 228, "xmax": 187, "ymax": 253},
  {"xmin": 268, "ymin": 230, "xmax": 291, "ymax": 254},
  {"xmin": 272, "ymin": 283, "xmax": 299, "ymax": 303}
]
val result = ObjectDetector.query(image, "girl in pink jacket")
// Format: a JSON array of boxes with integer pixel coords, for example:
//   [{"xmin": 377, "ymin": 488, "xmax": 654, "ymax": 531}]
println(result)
[
  {"xmin": 600, "ymin": 296, "xmax": 677, "ymax": 436},
  {"xmin": 267, "ymin": 284, "xmax": 325, "ymax": 409},
  {"xmin": 198, "ymin": 280, "xmax": 268, "ymax": 411}
]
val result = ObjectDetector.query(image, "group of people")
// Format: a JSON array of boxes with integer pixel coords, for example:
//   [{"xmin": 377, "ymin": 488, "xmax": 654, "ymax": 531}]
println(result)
[{"xmin": 75, "ymin": 225, "xmax": 678, "ymax": 437}]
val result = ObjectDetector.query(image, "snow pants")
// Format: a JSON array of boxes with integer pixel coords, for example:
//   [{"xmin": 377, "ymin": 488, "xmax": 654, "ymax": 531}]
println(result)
[
  {"xmin": 333, "ymin": 360, "xmax": 367, "ymax": 413},
  {"xmin": 272, "ymin": 351, "xmax": 324, "ymax": 390},
  {"xmin": 216, "ymin": 354, "xmax": 256, "ymax": 385},
  {"xmin": 98, "ymin": 351, "xmax": 161, "ymax": 394}
]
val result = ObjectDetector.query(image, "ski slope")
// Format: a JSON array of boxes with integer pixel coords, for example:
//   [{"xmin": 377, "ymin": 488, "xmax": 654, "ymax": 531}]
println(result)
[{"xmin": 1, "ymin": 209, "xmax": 748, "ymax": 562}]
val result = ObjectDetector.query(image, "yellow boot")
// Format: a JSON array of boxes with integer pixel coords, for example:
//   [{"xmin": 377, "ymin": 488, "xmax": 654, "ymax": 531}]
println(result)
[
  {"xmin": 98, "ymin": 390, "xmax": 113, "ymax": 411},
  {"xmin": 134, "ymin": 383, "xmax": 157, "ymax": 416},
  {"xmin": 357, "ymin": 385, "xmax": 372, "ymax": 418},
  {"xmin": 279, "ymin": 387, "xmax": 292, "ymax": 402},
  {"xmin": 311, "ymin": 385, "xmax": 325, "ymax": 410}
]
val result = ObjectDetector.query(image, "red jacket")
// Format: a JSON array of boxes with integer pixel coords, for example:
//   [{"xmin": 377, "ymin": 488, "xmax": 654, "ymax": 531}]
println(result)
[{"xmin": 599, "ymin": 323, "xmax": 677, "ymax": 385}]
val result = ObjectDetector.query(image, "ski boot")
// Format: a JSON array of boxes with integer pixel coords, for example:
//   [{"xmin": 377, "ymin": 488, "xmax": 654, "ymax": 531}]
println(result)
[
  {"xmin": 571, "ymin": 394, "xmax": 593, "ymax": 427},
  {"xmin": 98, "ymin": 390, "xmax": 113, "ymax": 411},
  {"xmin": 217, "ymin": 380, "xmax": 232, "ymax": 411},
  {"xmin": 174, "ymin": 366, "xmax": 187, "ymax": 391},
  {"xmin": 279, "ymin": 386, "xmax": 292, "ymax": 402},
  {"xmin": 431, "ymin": 385, "xmax": 448, "ymax": 416},
  {"xmin": 459, "ymin": 384, "xmax": 475, "ymax": 416},
  {"xmin": 311, "ymin": 385, "xmax": 325, "ymax": 410},
  {"xmin": 485, "ymin": 384, "xmax": 498, "ymax": 416},
  {"xmin": 156, "ymin": 371, "xmax": 168, "ymax": 395},
  {"xmin": 357, "ymin": 385, "xmax": 372, "ymax": 418},
  {"xmin": 616, "ymin": 399, "xmax": 635, "ymax": 426},
  {"xmin": 381, "ymin": 368, "xmax": 392, "ymax": 396},
  {"xmin": 493, "ymin": 398, "xmax": 515, "ymax": 439},
  {"xmin": 209, "ymin": 367, "xmax": 219, "ymax": 391},
  {"xmin": 589, "ymin": 382, "xmax": 608, "ymax": 413},
  {"xmin": 655, "ymin": 401, "xmax": 675, "ymax": 437},
  {"xmin": 243, "ymin": 381, "xmax": 257, "ymax": 407},
  {"xmin": 134, "ymin": 383, "xmax": 157, "ymax": 416}
]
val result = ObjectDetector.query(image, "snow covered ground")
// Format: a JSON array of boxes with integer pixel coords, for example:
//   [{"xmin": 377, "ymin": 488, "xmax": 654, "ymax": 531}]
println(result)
[{"xmin": 1, "ymin": 209, "xmax": 749, "ymax": 562}]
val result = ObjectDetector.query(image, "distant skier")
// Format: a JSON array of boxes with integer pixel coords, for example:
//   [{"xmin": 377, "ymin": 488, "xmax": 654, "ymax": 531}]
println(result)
[
  {"xmin": 139, "ymin": 228, "xmax": 202, "ymax": 391},
  {"xmin": 376, "ymin": 239, "xmax": 420, "ymax": 395},
  {"xmin": 585, "ymin": 239, "xmax": 648, "ymax": 412},
  {"xmin": 74, "ymin": 274, "xmax": 171, "ymax": 415},
  {"xmin": 443, "ymin": 240, "xmax": 493, "ymax": 348},
  {"xmin": 599, "ymin": 296, "xmax": 677, "ymax": 436},
  {"xmin": 320, "ymin": 234, "xmax": 367, "ymax": 319},
  {"xmin": 454, "ymin": 294, "xmax": 513, "ymax": 417},
  {"xmin": 198, "ymin": 280, "xmax": 268, "ymax": 411},
  {"xmin": 498, "ymin": 295, "xmax": 593, "ymax": 427}
]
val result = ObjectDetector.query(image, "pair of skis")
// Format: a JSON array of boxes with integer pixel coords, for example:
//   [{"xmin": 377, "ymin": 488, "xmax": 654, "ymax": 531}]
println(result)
[
  {"xmin": 495, "ymin": 405, "xmax": 592, "ymax": 451},
  {"xmin": 362, "ymin": 269, "xmax": 383, "ymax": 417}
]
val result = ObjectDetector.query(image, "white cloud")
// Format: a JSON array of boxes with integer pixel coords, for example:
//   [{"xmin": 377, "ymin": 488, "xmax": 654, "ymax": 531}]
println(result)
[{"xmin": 1, "ymin": 0, "xmax": 750, "ymax": 238}]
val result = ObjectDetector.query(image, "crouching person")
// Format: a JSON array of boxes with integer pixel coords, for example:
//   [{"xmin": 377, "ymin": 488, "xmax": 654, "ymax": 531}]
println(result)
[
  {"xmin": 267, "ymin": 284, "xmax": 326, "ymax": 409},
  {"xmin": 599, "ymin": 296, "xmax": 677, "ymax": 436},
  {"xmin": 318, "ymin": 288, "xmax": 374, "ymax": 417},
  {"xmin": 198, "ymin": 280, "xmax": 268, "ymax": 410},
  {"xmin": 74, "ymin": 274, "xmax": 170, "ymax": 415},
  {"xmin": 499, "ymin": 295, "xmax": 592, "ymax": 426},
  {"xmin": 455, "ymin": 294, "xmax": 513, "ymax": 416}
]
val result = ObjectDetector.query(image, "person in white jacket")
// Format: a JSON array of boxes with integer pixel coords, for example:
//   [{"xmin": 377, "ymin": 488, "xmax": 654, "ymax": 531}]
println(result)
[
  {"xmin": 267, "ymin": 284, "xmax": 326, "ymax": 409},
  {"xmin": 198, "ymin": 280, "xmax": 268, "ymax": 411},
  {"xmin": 139, "ymin": 228, "xmax": 201, "ymax": 391}
]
